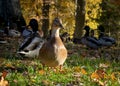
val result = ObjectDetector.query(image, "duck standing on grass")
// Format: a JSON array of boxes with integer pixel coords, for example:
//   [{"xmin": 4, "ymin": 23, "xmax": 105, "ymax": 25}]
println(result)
[
  {"xmin": 39, "ymin": 18, "xmax": 67, "ymax": 69},
  {"xmin": 18, "ymin": 18, "xmax": 67, "ymax": 70}
]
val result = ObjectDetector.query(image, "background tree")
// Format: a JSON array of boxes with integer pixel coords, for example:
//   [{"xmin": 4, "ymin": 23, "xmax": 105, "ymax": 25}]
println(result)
[
  {"xmin": 0, "ymin": 0, "xmax": 26, "ymax": 32},
  {"xmin": 73, "ymin": 0, "xmax": 86, "ymax": 40},
  {"xmin": 42, "ymin": 0, "xmax": 50, "ymax": 38},
  {"xmin": 96, "ymin": 0, "xmax": 120, "ymax": 40}
]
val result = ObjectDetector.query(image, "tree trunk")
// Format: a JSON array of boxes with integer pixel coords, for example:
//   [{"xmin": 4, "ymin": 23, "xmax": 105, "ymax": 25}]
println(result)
[
  {"xmin": 42, "ymin": 0, "xmax": 50, "ymax": 38},
  {"xmin": 0, "ymin": 0, "xmax": 26, "ymax": 32},
  {"xmin": 73, "ymin": 0, "xmax": 86, "ymax": 42}
]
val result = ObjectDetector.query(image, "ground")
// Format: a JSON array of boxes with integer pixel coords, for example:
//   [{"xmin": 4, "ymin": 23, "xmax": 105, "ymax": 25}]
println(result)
[{"xmin": 0, "ymin": 37, "xmax": 120, "ymax": 86}]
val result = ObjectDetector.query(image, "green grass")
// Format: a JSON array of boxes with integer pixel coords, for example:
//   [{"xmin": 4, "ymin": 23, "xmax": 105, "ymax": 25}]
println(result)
[
  {"xmin": 0, "ymin": 54, "xmax": 119, "ymax": 86},
  {"xmin": 0, "ymin": 43, "xmax": 120, "ymax": 86}
]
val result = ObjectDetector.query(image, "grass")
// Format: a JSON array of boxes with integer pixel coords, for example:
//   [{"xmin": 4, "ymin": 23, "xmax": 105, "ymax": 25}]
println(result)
[
  {"xmin": 0, "ymin": 42, "xmax": 120, "ymax": 86},
  {"xmin": 0, "ymin": 54, "xmax": 120, "ymax": 86}
]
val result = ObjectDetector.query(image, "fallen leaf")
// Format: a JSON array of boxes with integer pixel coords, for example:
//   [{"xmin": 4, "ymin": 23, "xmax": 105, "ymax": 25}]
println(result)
[
  {"xmin": 99, "ymin": 63, "xmax": 109, "ymax": 68},
  {"xmin": 111, "ymin": 73, "xmax": 117, "ymax": 81},
  {"xmin": 5, "ymin": 64, "xmax": 15, "ymax": 69},
  {"xmin": 2, "ymin": 71, "xmax": 8, "ymax": 78},
  {"xmin": 96, "ymin": 69, "xmax": 107, "ymax": 79},
  {"xmin": 0, "ymin": 77, "xmax": 9, "ymax": 86},
  {"xmin": 39, "ymin": 69, "xmax": 45, "ymax": 75},
  {"xmin": 91, "ymin": 69, "xmax": 107, "ymax": 80},
  {"xmin": 73, "ymin": 67, "xmax": 81, "ymax": 72},
  {"xmin": 91, "ymin": 72, "xmax": 100, "ymax": 80},
  {"xmin": 81, "ymin": 68, "xmax": 87, "ymax": 75}
]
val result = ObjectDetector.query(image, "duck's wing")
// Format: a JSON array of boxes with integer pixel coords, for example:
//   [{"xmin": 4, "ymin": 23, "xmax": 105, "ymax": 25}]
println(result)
[
  {"xmin": 19, "ymin": 36, "xmax": 34, "ymax": 51},
  {"xmin": 18, "ymin": 36, "xmax": 44, "ymax": 58},
  {"xmin": 19, "ymin": 32, "xmax": 40, "ymax": 51},
  {"xmin": 102, "ymin": 36, "xmax": 116, "ymax": 44},
  {"xmin": 24, "ymin": 36, "xmax": 44, "ymax": 51},
  {"xmin": 87, "ymin": 37, "xmax": 101, "ymax": 46}
]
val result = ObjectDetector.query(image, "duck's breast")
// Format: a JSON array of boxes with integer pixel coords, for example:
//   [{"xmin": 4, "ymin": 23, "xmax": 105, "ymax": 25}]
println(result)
[{"xmin": 39, "ymin": 37, "xmax": 67, "ymax": 67}]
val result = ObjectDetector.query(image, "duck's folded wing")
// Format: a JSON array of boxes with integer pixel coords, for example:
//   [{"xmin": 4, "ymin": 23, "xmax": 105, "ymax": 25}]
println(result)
[{"xmin": 19, "ymin": 37, "xmax": 33, "ymax": 51}]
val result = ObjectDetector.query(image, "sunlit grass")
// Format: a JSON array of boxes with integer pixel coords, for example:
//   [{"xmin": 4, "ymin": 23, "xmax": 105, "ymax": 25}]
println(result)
[
  {"xmin": 0, "ymin": 53, "xmax": 119, "ymax": 86},
  {"xmin": 0, "ymin": 42, "xmax": 120, "ymax": 86}
]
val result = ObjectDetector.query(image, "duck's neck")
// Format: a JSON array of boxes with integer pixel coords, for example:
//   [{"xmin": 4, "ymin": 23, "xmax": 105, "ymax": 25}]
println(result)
[
  {"xmin": 99, "ymin": 32, "xmax": 104, "ymax": 38},
  {"xmin": 51, "ymin": 28, "xmax": 60, "ymax": 38},
  {"xmin": 85, "ymin": 30, "xmax": 89, "ymax": 37}
]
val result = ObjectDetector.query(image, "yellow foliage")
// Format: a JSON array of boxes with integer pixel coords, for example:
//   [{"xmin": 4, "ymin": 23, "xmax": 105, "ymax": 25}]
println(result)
[
  {"xmin": 86, "ymin": 0, "xmax": 102, "ymax": 29},
  {"xmin": 20, "ymin": 0, "xmax": 103, "ymax": 37}
]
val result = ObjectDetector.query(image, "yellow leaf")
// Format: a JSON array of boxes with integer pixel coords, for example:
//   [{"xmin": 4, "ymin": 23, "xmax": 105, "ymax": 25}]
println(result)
[
  {"xmin": 73, "ymin": 67, "xmax": 81, "ymax": 72},
  {"xmin": 111, "ymin": 73, "xmax": 117, "ymax": 81},
  {"xmin": 0, "ymin": 77, "xmax": 9, "ymax": 86},
  {"xmin": 91, "ymin": 69, "xmax": 107, "ymax": 80},
  {"xmin": 91, "ymin": 72, "xmax": 100, "ymax": 80},
  {"xmin": 39, "ymin": 70, "xmax": 45, "ymax": 75},
  {"xmin": 81, "ymin": 68, "xmax": 87, "ymax": 75},
  {"xmin": 5, "ymin": 64, "xmax": 15, "ymax": 69}
]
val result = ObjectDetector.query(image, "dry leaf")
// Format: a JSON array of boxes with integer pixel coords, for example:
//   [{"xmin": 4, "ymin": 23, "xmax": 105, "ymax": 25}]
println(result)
[
  {"xmin": 73, "ymin": 67, "xmax": 81, "ymax": 72},
  {"xmin": 39, "ymin": 69, "xmax": 45, "ymax": 75},
  {"xmin": 91, "ymin": 69, "xmax": 107, "ymax": 80},
  {"xmin": 0, "ymin": 77, "xmax": 9, "ymax": 86},
  {"xmin": 2, "ymin": 71, "xmax": 8, "ymax": 78},
  {"xmin": 81, "ymin": 68, "xmax": 87, "ymax": 75},
  {"xmin": 99, "ymin": 63, "xmax": 109, "ymax": 68},
  {"xmin": 5, "ymin": 64, "xmax": 15, "ymax": 69},
  {"xmin": 111, "ymin": 73, "xmax": 117, "ymax": 81},
  {"xmin": 96, "ymin": 69, "xmax": 106, "ymax": 79},
  {"xmin": 91, "ymin": 72, "xmax": 100, "ymax": 80}
]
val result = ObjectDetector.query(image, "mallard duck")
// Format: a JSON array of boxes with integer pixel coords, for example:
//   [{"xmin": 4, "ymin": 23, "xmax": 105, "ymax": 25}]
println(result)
[
  {"xmin": 18, "ymin": 19, "xmax": 44, "ymax": 58},
  {"xmin": 39, "ymin": 18, "xmax": 67, "ymax": 68},
  {"xmin": 4, "ymin": 21, "xmax": 21, "ymax": 37},
  {"xmin": 98, "ymin": 25, "xmax": 116, "ymax": 47},
  {"xmin": 81, "ymin": 26, "xmax": 101, "ymax": 49}
]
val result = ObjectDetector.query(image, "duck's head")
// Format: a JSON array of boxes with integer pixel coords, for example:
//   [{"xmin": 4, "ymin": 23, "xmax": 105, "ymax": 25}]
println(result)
[
  {"xmin": 98, "ymin": 25, "xmax": 105, "ymax": 32},
  {"xmin": 29, "ymin": 19, "xmax": 38, "ymax": 32},
  {"xmin": 52, "ymin": 17, "xmax": 64, "ymax": 30},
  {"xmin": 84, "ymin": 25, "xmax": 90, "ymax": 37},
  {"xmin": 84, "ymin": 25, "xmax": 90, "ymax": 31}
]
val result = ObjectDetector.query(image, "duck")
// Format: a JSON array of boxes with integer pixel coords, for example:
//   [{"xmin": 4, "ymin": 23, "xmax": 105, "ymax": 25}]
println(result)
[
  {"xmin": 18, "ymin": 19, "xmax": 44, "ymax": 58},
  {"xmin": 98, "ymin": 25, "xmax": 116, "ymax": 47},
  {"xmin": 38, "ymin": 17, "xmax": 67, "ymax": 68},
  {"xmin": 4, "ymin": 21, "xmax": 21, "ymax": 37},
  {"xmin": 81, "ymin": 25, "xmax": 101, "ymax": 49}
]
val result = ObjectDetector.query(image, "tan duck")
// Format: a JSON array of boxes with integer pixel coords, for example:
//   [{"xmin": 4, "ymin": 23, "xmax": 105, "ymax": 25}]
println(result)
[{"xmin": 39, "ymin": 18, "xmax": 67, "ymax": 68}]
